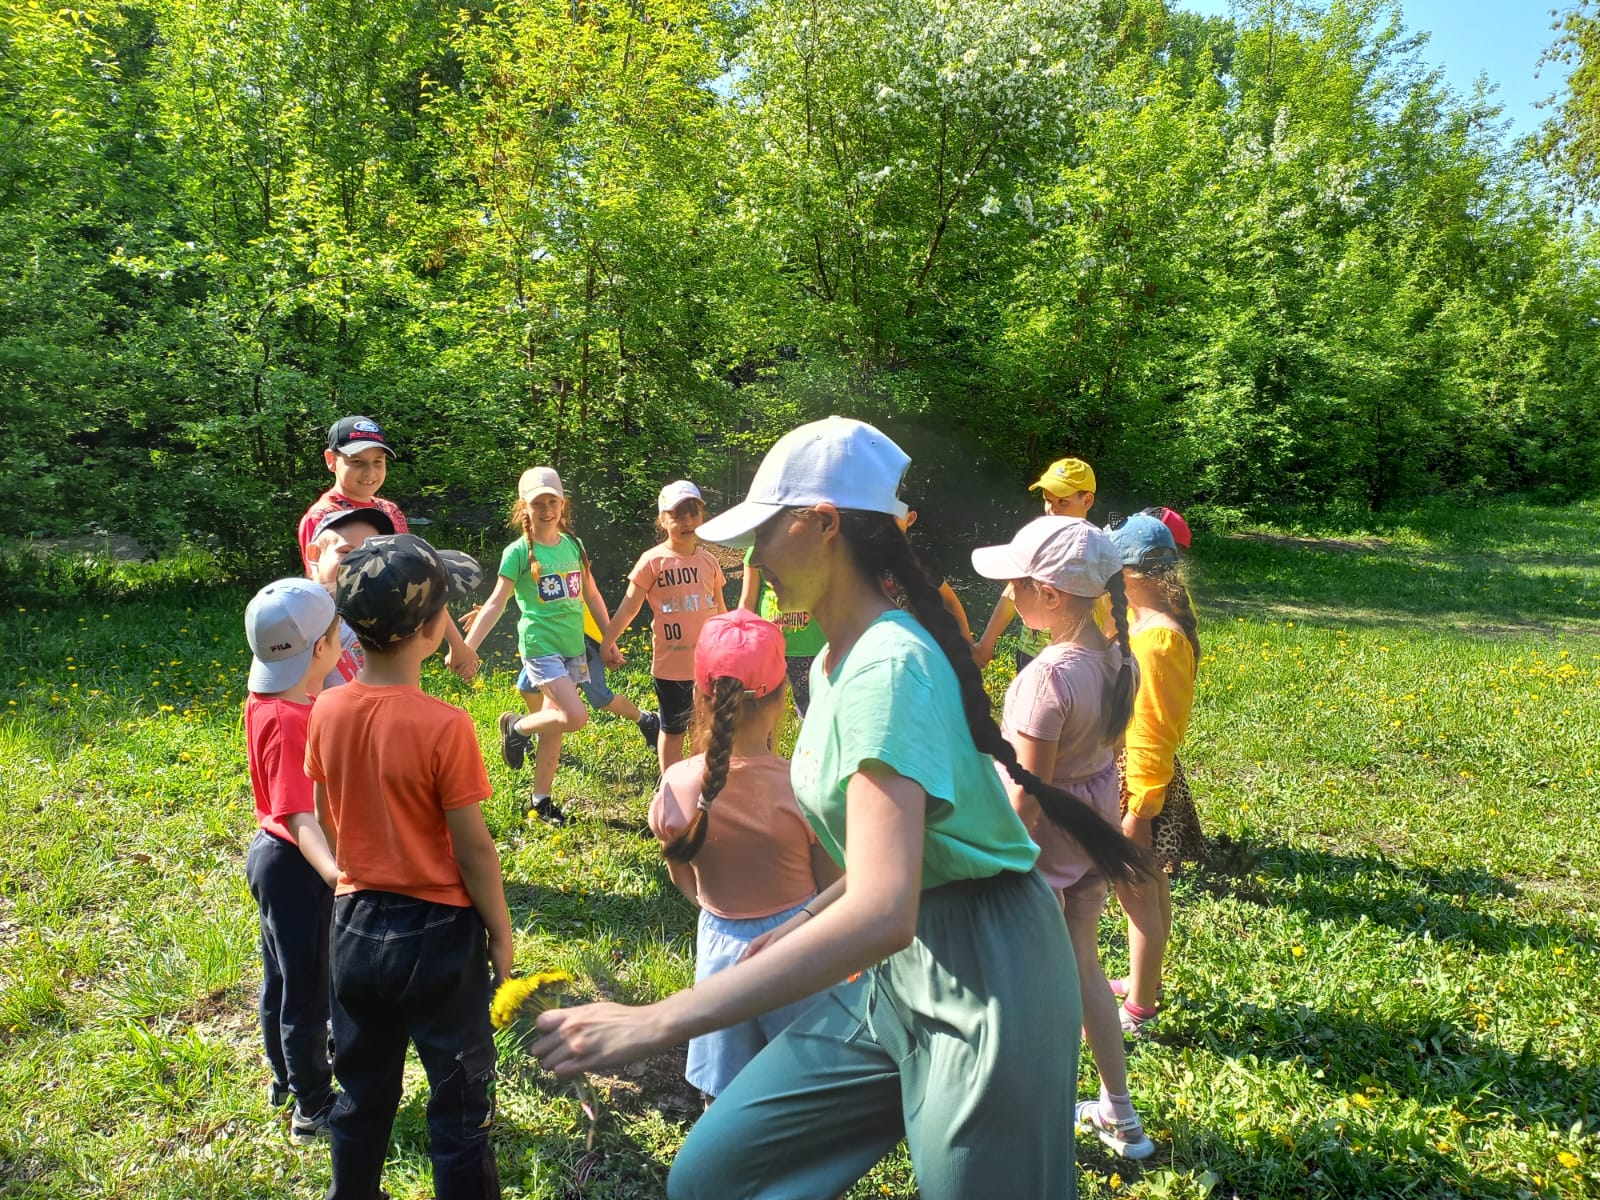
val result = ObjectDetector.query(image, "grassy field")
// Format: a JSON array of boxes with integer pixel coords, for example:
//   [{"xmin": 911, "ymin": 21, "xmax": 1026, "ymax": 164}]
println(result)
[{"xmin": 1, "ymin": 497, "xmax": 1597, "ymax": 1199}]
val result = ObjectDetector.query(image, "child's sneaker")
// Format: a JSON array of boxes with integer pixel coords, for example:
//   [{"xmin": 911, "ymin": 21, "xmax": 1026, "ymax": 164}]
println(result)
[
  {"xmin": 499, "ymin": 712, "xmax": 532, "ymax": 770},
  {"xmin": 524, "ymin": 794, "xmax": 569, "ymax": 827},
  {"xmin": 636, "ymin": 710, "xmax": 661, "ymax": 751},
  {"xmin": 290, "ymin": 1096, "xmax": 336, "ymax": 1144},
  {"xmin": 1075, "ymin": 1100, "xmax": 1156, "ymax": 1160},
  {"xmin": 267, "ymin": 1079, "xmax": 292, "ymax": 1109},
  {"xmin": 1119, "ymin": 1001, "xmax": 1158, "ymax": 1039}
]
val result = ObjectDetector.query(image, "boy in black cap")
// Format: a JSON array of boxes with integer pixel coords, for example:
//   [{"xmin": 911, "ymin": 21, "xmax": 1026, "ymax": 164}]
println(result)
[
  {"xmin": 297, "ymin": 415, "xmax": 480, "ymax": 683},
  {"xmin": 306, "ymin": 534, "xmax": 509, "ymax": 1199}
]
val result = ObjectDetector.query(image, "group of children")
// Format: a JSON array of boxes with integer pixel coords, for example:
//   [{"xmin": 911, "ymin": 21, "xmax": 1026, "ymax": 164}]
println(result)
[{"xmin": 242, "ymin": 414, "xmax": 1205, "ymax": 1198}]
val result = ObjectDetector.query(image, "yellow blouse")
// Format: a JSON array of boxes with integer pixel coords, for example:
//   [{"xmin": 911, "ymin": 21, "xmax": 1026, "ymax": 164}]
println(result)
[{"xmin": 1123, "ymin": 623, "xmax": 1196, "ymax": 819}]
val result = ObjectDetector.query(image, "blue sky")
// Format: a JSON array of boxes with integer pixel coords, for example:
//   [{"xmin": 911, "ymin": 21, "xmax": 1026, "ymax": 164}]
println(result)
[{"xmin": 1175, "ymin": 0, "xmax": 1569, "ymax": 142}]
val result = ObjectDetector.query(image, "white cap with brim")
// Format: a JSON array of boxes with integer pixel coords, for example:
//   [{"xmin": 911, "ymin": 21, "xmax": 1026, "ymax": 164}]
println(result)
[
  {"xmin": 971, "ymin": 516, "xmax": 1122, "ymax": 598},
  {"xmin": 698, "ymin": 416, "xmax": 911, "ymax": 550},
  {"xmin": 657, "ymin": 479, "xmax": 703, "ymax": 512},
  {"xmin": 246, "ymin": 577, "xmax": 336, "ymax": 693},
  {"xmin": 518, "ymin": 467, "xmax": 564, "ymax": 502}
]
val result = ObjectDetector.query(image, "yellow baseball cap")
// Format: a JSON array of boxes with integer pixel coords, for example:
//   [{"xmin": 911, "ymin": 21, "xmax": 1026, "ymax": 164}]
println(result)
[{"xmin": 1029, "ymin": 457, "xmax": 1096, "ymax": 497}]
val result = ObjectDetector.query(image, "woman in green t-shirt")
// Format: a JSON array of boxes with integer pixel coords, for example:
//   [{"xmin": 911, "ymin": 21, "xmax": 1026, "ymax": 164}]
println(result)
[{"xmin": 531, "ymin": 418, "xmax": 1148, "ymax": 1199}]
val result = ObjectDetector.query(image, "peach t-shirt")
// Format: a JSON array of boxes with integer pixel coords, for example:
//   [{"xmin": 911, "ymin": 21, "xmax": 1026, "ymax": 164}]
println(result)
[
  {"xmin": 305, "ymin": 681, "xmax": 491, "ymax": 907},
  {"xmin": 649, "ymin": 754, "xmax": 819, "ymax": 919},
  {"xmin": 627, "ymin": 542, "xmax": 727, "ymax": 680}
]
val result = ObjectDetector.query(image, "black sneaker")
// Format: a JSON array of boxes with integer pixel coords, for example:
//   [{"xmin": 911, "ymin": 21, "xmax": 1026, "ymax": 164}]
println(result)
[
  {"xmin": 268, "ymin": 1080, "xmax": 292, "ymax": 1109},
  {"xmin": 636, "ymin": 710, "xmax": 661, "ymax": 751},
  {"xmin": 499, "ymin": 712, "xmax": 532, "ymax": 770},
  {"xmin": 524, "ymin": 794, "xmax": 569, "ymax": 827},
  {"xmin": 290, "ymin": 1096, "xmax": 336, "ymax": 1144}
]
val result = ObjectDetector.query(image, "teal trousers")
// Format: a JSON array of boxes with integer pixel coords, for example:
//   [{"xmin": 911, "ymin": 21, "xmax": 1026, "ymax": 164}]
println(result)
[{"xmin": 668, "ymin": 869, "xmax": 1080, "ymax": 1200}]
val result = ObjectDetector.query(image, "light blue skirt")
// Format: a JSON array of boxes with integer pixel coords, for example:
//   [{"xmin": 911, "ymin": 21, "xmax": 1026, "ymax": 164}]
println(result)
[{"xmin": 688, "ymin": 899, "xmax": 833, "ymax": 1097}]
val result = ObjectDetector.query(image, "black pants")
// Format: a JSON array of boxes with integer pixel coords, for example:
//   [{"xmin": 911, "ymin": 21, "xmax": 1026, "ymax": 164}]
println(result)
[
  {"xmin": 246, "ymin": 829, "xmax": 334, "ymax": 1113},
  {"xmin": 327, "ymin": 892, "xmax": 500, "ymax": 1200}
]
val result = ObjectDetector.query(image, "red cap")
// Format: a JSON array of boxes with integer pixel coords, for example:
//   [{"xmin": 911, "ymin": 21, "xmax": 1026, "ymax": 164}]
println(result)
[
  {"xmin": 694, "ymin": 609, "xmax": 787, "ymax": 698},
  {"xmin": 1149, "ymin": 506, "xmax": 1192, "ymax": 550}
]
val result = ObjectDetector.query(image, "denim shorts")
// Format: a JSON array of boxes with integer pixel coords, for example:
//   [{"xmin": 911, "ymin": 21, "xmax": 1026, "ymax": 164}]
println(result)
[
  {"xmin": 577, "ymin": 636, "xmax": 615, "ymax": 709},
  {"xmin": 517, "ymin": 652, "xmax": 589, "ymax": 692}
]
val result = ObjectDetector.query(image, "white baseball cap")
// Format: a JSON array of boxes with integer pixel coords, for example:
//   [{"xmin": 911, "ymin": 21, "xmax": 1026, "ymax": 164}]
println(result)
[
  {"xmin": 971, "ymin": 516, "xmax": 1122, "ymax": 598},
  {"xmin": 697, "ymin": 417, "xmax": 910, "ymax": 549},
  {"xmin": 518, "ymin": 467, "xmax": 564, "ymax": 501},
  {"xmin": 245, "ymin": 577, "xmax": 337, "ymax": 693},
  {"xmin": 657, "ymin": 479, "xmax": 703, "ymax": 513}
]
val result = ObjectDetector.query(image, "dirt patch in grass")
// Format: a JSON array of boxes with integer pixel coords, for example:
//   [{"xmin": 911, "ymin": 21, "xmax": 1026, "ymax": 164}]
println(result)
[{"xmin": 591, "ymin": 1044, "xmax": 701, "ymax": 1118}]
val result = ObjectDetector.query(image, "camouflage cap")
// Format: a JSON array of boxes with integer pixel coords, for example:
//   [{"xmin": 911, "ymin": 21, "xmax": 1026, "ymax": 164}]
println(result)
[{"xmin": 336, "ymin": 534, "xmax": 483, "ymax": 647}]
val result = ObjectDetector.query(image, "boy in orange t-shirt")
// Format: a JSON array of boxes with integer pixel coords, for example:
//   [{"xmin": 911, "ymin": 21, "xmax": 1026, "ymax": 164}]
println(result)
[{"xmin": 306, "ymin": 534, "xmax": 509, "ymax": 1199}]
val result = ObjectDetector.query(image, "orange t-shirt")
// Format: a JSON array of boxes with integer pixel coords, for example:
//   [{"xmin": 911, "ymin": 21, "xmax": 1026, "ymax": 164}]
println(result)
[
  {"xmin": 627, "ymin": 542, "xmax": 727, "ymax": 680},
  {"xmin": 304, "ymin": 681, "xmax": 491, "ymax": 906},
  {"xmin": 648, "ymin": 754, "xmax": 819, "ymax": 919}
]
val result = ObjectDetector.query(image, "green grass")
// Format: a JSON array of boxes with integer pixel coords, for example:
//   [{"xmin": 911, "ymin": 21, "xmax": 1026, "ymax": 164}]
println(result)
[{"xmin": 2, "ymin": 498, "xmax": 1598, "ymax": 1198}]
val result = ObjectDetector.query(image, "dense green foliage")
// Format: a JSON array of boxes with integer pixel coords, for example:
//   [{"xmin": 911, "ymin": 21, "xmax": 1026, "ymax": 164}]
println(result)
[{"xmin": 4, "ymin": 0, "xmax": 1598, "ymax": 564}]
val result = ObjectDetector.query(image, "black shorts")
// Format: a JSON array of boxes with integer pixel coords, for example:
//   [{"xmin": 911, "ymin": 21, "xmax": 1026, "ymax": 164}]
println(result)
[{"xmin": 653, "ymin": 677, "xmax": 696, "ymax": 735}]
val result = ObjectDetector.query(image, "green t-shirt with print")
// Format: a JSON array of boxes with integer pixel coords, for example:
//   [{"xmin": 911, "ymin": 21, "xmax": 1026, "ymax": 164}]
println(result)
[
  {"xmin": 743, "ymin": 547, "xmax": 825, "ymax": 657},
  {"xmin": 499, "ymin": 534, "xmax": 585, "ymax": 659},
  {"xmin": 790, "ymin": 609, "xmax": 1040, "ymax": 889}
]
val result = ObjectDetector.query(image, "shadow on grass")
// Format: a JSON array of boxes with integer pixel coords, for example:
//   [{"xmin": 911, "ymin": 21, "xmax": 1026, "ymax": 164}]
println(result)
[
  {"xmin": 502, "ymin": 881, "xmax": 687, "ymax": 948},
  {"xmin": 1195, "ymin": 836, "xmax": 1596, "ymax": 954},
  {"xmin": 1191, "ymin": 528, "xmax": 1600, "ymax": 636}
]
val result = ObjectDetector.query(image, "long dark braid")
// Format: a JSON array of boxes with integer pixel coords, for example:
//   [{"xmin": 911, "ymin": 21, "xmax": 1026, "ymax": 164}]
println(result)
[
  {"xmin": 661, "ymin": 676, "xmax": 745, "ymax": 863},
  {"xmin": 838, "ymin": 512, "xmax": 1150, "ymax": 885},
  {"xmin": 1105, "ymin": 570, "xmax": 1135, "ymax": 741}
]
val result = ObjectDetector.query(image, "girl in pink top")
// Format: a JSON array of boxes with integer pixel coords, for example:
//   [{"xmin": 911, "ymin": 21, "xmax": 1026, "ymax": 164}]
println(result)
[
  {"xmin": 973, "ymin": 515, "xmax": 1155, "ymax": 1161},
  {"xmin": 648, "ymin": 609, "xmax": 842, "ymax": 1102},
  {"xmin": 604, "ymin": 480, "xmax": 728, "ymax": 771}
]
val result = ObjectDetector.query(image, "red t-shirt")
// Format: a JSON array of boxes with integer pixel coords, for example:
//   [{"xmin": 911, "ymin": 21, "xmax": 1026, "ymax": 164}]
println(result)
[
  {"xmin": 246, "ymin": 694, "xmax": 315, "ymax": 844},
  {"xmin": 305, "ymin": 682, "xmax": 491, "ymax": 907},
  {"xmin": 297, "ymin": 490, "xmax": 409, "ymax": 570}
]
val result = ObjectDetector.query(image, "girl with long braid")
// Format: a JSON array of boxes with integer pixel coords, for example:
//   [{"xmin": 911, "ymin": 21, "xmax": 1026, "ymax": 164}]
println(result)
[
  {"xmin": 531, "ymin": 418, "xmax": 1148, "ymax": 1199},
  {"xmin": 649, "ymin": 608, "xmax": 843, "ymax": 1104},
  {"xmin": 1103, "ymin": 511, "xmax": 1206, "ymax": 1038},
  {"xmin": 972, "ymin": 515, "xmax": 1154, "ymax": 1159}
]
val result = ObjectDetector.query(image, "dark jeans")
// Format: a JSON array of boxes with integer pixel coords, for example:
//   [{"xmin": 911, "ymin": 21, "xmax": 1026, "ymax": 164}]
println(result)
[
  {"xmin": 327, "ymin": 892, "xmax": 500, "ymax": 1200},
  {"xmin": 246, "ymin": 829, "xmax": 334, "ymax": 1113}
]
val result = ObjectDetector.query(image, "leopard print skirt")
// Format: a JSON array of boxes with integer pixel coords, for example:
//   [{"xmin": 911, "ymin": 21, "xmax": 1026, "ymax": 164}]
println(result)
[{"xmin": 1118, "ymin": 752, "xmax": 1205, "ymax": 875}]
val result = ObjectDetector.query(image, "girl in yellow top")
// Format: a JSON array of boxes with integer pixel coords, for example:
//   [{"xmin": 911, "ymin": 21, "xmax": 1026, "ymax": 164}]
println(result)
[{"xmin": 1104, "ymin": 512, "xmax": 1204, "ymax": 1037}]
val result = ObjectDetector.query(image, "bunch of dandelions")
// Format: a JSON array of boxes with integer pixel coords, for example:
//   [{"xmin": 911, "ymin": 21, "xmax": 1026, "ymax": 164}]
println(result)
[{"xmin": 491, "ymin": 972, "xmax": 602, "ymax": 1150}]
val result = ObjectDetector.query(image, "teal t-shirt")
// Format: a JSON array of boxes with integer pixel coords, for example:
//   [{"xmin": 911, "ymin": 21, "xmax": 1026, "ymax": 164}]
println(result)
[
  {"xmin": 790, "ymin": 609, "xmax": 1040, "ymax": 889},
  {"xmin": 499, "ymin": 534, "xmax": 585, "ymax": 659},
  {"xmin": 743, "ymin": 547, "xmax": 825, "ymax": 657}
]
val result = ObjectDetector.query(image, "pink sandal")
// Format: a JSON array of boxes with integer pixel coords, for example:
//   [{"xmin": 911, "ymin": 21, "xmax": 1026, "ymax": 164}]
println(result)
[{"xmin": 1075, "ymin": 1100, "xmax": 1156, "ymax": 1160}]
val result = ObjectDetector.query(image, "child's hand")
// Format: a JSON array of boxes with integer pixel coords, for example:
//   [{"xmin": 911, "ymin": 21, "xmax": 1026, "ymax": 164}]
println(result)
[
  {"xmin": 739, "ymin": 910, "xmax": 809, "ymax": 961},
  {"xmin": 601, "ymin": 642, "xmax": 624, "ymax": 669},
  {"xmin": 972, "ymin": 639, "xmax": 995, "ymax": 669},
  {"xmin": 460, "ymin": 604, "xmax": 484, "ymax": 639},
  {"xmin": 488, "ymin": 929, "xmax": 513, "ymax": 986},
  {"xmin": 447, "ymin": 642, "xmax": 480, "ymax": 682}
]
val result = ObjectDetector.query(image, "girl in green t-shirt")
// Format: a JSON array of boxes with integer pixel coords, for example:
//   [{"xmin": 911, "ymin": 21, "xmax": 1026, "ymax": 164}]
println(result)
[
  {"xmin": 463, "ymin": 466, "xmax": 619, "ymax": 826},
  {"xmin": 529, "ymin": 418, "xmax": 1149, "ymax": 1200}
]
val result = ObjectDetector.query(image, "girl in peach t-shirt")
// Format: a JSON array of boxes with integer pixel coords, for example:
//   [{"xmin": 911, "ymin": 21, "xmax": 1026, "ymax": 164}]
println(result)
[
  {"xmin": 603, "ymin": 480, "xmax": 727, "ymax": 771},
  {"xmin": 648, "ymin": 610, "xmax": 842, "ymax": 1102}
]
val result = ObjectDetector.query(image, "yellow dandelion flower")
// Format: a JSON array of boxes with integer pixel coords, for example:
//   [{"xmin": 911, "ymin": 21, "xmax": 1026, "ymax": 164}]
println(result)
[
  {"xmin": 1291, "ymin": 945, "xmax": 1306, "ymax": 958},
  {"xmin": 1558, "ymin": 1151, "xmax": 1580, "ymax": 1169},
  {"xmin": 491, "ymin": 971, "xmax": 573, "ymax": 1029}
]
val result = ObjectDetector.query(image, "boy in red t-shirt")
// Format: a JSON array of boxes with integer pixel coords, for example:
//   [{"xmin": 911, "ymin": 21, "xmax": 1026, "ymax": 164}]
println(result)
[
  {"xmin": 306, "ymin": 534, "xmax": 509, "ymax": 1199},
  {"xmin": 243, "ymin": 577, "xmax": 345, "ymax": 1143},
  {"xmin": 297, "ymin": 415, "xmax": 479, "ymax": 683}
]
